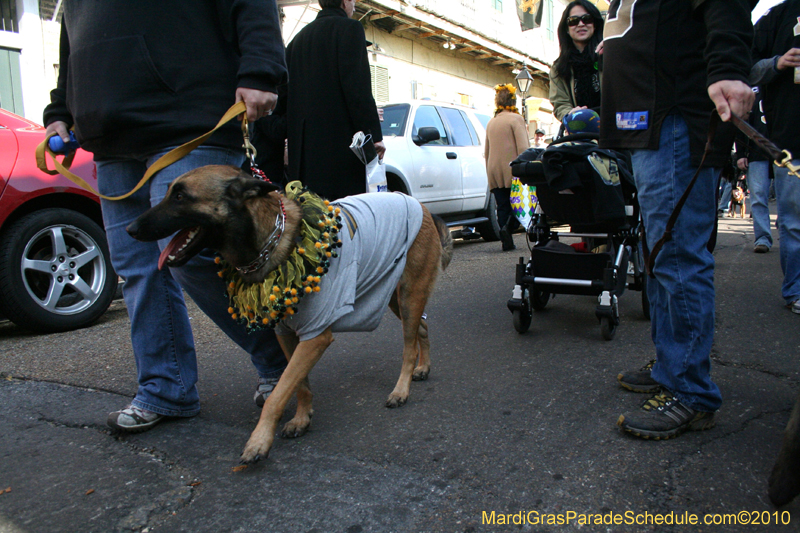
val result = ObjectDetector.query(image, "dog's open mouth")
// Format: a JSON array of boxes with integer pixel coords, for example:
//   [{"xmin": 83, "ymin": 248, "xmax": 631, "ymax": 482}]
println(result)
[{"xmin": 158, "ymin": 227, "xmax": 207, "ymax": 269}]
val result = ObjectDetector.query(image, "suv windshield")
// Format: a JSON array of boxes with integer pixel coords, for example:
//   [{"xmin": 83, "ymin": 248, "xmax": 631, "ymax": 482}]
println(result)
[{"xmin": 380, "ymin": 104, "xmax": 409, "ymax": 137}]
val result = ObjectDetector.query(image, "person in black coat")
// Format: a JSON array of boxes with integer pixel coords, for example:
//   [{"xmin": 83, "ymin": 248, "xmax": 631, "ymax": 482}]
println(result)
[{"xmin": 284, "ymin": 0, "xmax": 385, "ymax": 200}]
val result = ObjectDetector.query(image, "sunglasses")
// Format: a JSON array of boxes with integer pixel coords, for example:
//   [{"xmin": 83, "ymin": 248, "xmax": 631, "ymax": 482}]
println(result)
[{"xmin": 567, "ymin": 14, "xmax": 594, "ymax": 27}]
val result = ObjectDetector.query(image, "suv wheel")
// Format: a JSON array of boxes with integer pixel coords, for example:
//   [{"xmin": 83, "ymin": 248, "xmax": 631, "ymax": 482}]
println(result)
[
  {"xmin": 0, "ymin": 208, "xmax": 116, "ymax": 333},
  {"xmin": 475, "ymin": 193, "xmax": 501, "ymax": 242}
]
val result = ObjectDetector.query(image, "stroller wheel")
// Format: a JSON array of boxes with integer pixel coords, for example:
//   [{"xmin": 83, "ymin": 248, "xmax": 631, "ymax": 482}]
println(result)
[
  {"xmin": 513, "ymin": 308, "xmax": 532, "ymax": 334},
  {"xmin": 600, "ymin": 317, "xmax": 616, "ymax": 340},
  {"xmin": 531, "ymin": 290, "xmax": 550, "ymax": 311}
]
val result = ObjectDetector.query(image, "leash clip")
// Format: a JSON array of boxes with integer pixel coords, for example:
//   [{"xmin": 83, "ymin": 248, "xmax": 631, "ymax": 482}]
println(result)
[
  {"xmin": 776, "ymin": 150, "xmax": 800, "ymax": 179},
  {"xmin": 241, "ymin": 116, "xmax": 258, "ymax": 169}
]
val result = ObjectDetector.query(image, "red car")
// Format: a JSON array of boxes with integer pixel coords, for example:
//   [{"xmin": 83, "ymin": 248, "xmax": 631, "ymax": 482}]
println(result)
[{"xmin": 0, "ymin": 109, "xmax": 116, "ymax": 332}]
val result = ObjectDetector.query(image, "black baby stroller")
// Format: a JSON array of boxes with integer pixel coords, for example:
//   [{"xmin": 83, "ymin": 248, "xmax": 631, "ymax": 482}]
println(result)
[{"xmin": 506, "ymin": 132, "xmax": 648, "ymax": 340}]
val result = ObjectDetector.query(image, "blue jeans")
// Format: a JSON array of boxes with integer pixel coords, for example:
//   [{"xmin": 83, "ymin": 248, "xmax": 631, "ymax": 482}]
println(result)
[
  {"xmin": 774, "ymin": 160, "xmax": 800, "ymax": 305},
  {"xmin": 96, "ymin": 146, "xmax": 286, "ymax": 417},
  {"xmin": 717, "ymin": 179, "xmax": 731, "ymax": 212},
  {"xmin": 747, "ymin": 160, "xmax": 772, "ymax": 248},
  {"xmin": 631, "ymin": 114, "xmax": 721, "ymax": 412}
]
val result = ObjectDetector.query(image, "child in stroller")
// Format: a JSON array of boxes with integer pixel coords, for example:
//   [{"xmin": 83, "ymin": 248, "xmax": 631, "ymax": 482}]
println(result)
[{"xmin": 506, "ymin": 126, "xmax": 648, "ymax": 340}]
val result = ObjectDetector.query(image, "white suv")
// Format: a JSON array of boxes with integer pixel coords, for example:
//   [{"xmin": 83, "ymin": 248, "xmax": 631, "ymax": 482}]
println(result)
[{"xmin": 379, "ymin": 100, "xmax": 500, "ymax": 241}]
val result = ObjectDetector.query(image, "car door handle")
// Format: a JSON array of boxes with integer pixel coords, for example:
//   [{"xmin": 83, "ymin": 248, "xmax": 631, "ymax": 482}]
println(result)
[{"xmin": 446, "ymin": 152, "xmax": 458, "ymax": 159}]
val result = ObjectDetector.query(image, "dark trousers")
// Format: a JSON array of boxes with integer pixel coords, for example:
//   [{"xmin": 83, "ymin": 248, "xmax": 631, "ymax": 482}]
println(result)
[{"xmin": 493, "ymin": 187, "xmax": 519, "ymax": 231}]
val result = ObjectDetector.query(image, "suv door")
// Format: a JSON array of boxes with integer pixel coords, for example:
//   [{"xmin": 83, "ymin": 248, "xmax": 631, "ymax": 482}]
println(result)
[
  {"xmin": 407, "ymin": 105, "xmax": 463, "ymax": 215},
  {"xmin": 439, "ymin": 107, "xmax": 487, "ymax": 213}
]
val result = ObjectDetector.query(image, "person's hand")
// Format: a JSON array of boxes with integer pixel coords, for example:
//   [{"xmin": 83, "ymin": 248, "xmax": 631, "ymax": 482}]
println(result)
[
  {"xmin": 595, "ymin": 41, "xmax": 604, "ymax": 55},
  {"xmin": 737, "ymin": 158, "xmax": 748, "ymax": 171},
  {"xmin": 777, "ymin": 48, "xmax": 800, "ymax": 71},
  {"xmin": 45, "ymin": 121, "xmax": 71, "ymax": 144},
  {"xmin": 567, "ymin": 106, "xmax": 587, "ymax": 115},
  {"xmin": 707, "ymin": 80, "xmax": 753, "ymax": 122},
  {"xmin": 235, "ymin": 87, "xmax": 278, "ymax": 122},
  {"xmin": 375, "ymin": 140, "xmax": 386, "ymax": 161}
]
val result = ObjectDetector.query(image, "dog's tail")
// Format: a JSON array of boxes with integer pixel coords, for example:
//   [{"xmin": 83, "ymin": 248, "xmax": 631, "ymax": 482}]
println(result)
[{"xmin": 432, "ymin": 214, "xmax": 454, "ymax": 271}]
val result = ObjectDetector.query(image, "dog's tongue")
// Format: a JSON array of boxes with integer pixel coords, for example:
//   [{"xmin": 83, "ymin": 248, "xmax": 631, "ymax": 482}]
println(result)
[{"xmin": 158, "ymin": 228, "xmax": 194, "ymax": 270}]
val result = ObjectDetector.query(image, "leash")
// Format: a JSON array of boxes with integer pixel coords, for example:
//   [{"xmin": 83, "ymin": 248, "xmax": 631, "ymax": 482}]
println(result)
[
  {"xmin": 729, "ymin": 113, "xmax": 800, "ymax": 179},
  {"xmin": 35, "ymin": 101, "xmax": 249, "ymax": 201},
  {"xmin": 643, "ymin": 109, "xmax": 799, "ymax": 276}
]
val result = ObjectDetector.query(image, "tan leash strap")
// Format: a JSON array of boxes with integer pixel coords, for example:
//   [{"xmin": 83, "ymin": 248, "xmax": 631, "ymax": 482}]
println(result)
[{"xmin": 34, "ymin": 101, "xmax": 247, "ymax": 201}]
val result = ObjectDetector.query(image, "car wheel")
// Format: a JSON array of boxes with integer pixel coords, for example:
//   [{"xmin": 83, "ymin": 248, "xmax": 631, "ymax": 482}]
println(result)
[
  {"xmin": 0, "ymin": 208, "xmax": 116, "ymax": 333},
  {"xmin": 475, "ymin": 193, "xmax": 501, "ymax": 242}
]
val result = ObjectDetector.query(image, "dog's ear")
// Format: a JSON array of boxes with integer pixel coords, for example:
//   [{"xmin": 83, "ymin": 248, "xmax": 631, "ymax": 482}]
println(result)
[{"xmin": 226, "ymin": 176, "xmax": 281, "ymax": 201}]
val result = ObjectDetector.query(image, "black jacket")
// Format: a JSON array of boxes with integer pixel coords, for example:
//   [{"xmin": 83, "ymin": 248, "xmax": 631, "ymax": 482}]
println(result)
[
  {"xmin": 600, "ymin": 0, "xmax": 754, "ymax": 168},
  {"xmin": 285, "ymin": 8, "xmax": 382, "ymax": 200},
  {"xmin": 43, "ymin": 1, "xmax": 287, "ymax": 159},
  {"xmin": 751, "ymin": 0, "xmax": 800, "ymax": 156}
]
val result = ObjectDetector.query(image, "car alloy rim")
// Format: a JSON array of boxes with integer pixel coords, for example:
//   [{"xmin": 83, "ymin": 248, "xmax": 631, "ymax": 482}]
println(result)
[{"xmin": 20, "ymin": 223, "xmax": 108, "ymax": 315}]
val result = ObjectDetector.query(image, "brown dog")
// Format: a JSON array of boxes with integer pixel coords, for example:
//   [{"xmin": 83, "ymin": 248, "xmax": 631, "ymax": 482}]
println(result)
[
  {"xmin": 126, "ymin": 165, "xmax": 453, "ymax": 464},
  {"xmin": 729, "ymin": 186, "xmax": 746, "ymax": 218}
]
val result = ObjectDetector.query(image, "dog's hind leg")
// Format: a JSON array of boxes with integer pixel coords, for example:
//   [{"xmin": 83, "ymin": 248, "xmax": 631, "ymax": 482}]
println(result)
[
  {"xmin": 240, "ymin": 329, "xmax": 333, "ymax": 464},
  {"xmin": 276, "ymin": 333, "xmax": 315, "ymax": 439},
  {"xmin": 388, "ymin": 292, "xmax": 430, "ymax": 381},
  {"xmin": 386, "ymin": 214, "xmax": 441, "ymax": 408}
]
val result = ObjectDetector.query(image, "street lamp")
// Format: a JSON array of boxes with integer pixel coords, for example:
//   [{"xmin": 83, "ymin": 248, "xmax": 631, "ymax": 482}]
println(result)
[{"xmin": 515, "ymin": 66, "xmax": 533, "ymax": 128}]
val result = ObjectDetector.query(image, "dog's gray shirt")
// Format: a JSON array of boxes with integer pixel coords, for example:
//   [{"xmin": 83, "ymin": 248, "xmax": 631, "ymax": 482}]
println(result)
[{"xmin": 275, "ymin": 192, "xmax": 423, "ymax": 341}]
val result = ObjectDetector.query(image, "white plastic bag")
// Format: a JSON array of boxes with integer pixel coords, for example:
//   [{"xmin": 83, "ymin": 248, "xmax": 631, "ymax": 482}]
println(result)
[{"xmin": 366, "ymin": 156, "xmax": 388, "ymax": 193}]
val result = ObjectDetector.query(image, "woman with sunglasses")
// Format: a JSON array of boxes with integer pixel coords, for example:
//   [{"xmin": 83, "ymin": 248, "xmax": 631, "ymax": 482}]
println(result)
[{"xmin": 548, "ymin": 0, "xmax": 604, "ymax": 122}]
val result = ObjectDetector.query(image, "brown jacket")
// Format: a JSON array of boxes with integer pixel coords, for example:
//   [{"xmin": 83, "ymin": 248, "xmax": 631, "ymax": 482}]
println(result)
[{"xmin": 484, "ymin": 110, "xmax": 529, "ymax": 189}]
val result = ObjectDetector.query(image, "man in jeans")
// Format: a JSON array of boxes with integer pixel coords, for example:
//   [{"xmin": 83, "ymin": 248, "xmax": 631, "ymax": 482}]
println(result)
[
  {"xmin": 43, "ymin": 1, "xmax": 288, "ymax": 432},
  {"xmin": 734, "ymin": 88, "xmax": 773, "ymax": 254},
  {"xmin": 600, "ymin": 0, "xmax": 754, "ymax": 439},
  {"xmin": 750, "ymin": 0, "xmax": 800, "ymax": 315}
]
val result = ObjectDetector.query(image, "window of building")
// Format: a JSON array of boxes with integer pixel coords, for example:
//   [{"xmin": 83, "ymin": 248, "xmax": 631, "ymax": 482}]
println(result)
[
  {"xmin": 370, "ymin": 65, "xmax": 389, "ymax": 105},
  {"xmin": 1, "ymin": 0, "xmax": 18, "ymax": 33},
  {"xmin": 544, "ymin": 0, "xmax": 554, "ymax": 41},
  {"xmin": 491, "ymin": 0, "xmax": 503, "ymax": 12},
  {"xmin": 0, "ymin": 47, "xmax": 24, "ymax": 114}
]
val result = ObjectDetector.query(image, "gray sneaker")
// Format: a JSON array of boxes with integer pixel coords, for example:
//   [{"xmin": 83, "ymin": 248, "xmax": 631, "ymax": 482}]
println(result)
[
  {"xmin": 754, "ymin": 244, "xmax": 769, "ymax": 253},
  {"xmin": 254, "ymin": 376, "xmax": 280, "ymax": 407},
  {"xmin": 617, "ymin": 359, "xmax": 661, "ymax": 393},
  {"xmin": 792, "ymin": 300, "xmax": 800, "ymax": 315},
  {"xmin": 107, "ymin": 405, "xmax": 164, "ymax": 433}
]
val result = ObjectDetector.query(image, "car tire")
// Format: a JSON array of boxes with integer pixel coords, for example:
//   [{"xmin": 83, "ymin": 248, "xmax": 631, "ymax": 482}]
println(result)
[
  {"xmin": 475, "ymin": 193, "xmax": 501, "ymax": 242},
  {"xmin": 0, "ymin": 208, "xmax": 116, "ymax": 333}
]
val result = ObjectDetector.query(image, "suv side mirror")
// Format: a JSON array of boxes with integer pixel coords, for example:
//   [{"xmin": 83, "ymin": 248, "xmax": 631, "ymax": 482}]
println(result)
[{"xmin": 413, "ymin": 127, "xmax": 441, "ymax": 146}]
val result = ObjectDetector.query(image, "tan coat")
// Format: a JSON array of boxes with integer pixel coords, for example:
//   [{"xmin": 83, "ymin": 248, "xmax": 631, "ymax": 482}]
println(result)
[{"xmin": 484, "ymin": 110, "xmax": 530, "ymax": 190}]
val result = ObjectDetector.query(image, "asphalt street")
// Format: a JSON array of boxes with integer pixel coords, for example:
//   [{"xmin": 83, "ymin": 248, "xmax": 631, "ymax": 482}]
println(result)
[{"xmin": 1, "ymin": 203, "xmax": 799, "ymax": 533}]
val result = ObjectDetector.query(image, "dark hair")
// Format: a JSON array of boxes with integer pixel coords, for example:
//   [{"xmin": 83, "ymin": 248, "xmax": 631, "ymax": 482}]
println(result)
[
  {"xmin": 319, "ymin": 0, "xmax": 341, "ymax": 9},
  {"xmin": 553, "ymin": 0, "xmax": 604, "ymax": 81}
]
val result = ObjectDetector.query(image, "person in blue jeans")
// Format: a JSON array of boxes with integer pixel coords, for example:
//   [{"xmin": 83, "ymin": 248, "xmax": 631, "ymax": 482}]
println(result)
[
  {"xmin": 751, "ymin": 0, "xmax": 800, "ymax": 315},
  {"xmin": 734, "ymin": 88, "xmax": 772, "ymax": 253},
  {"xmin": 600, "ymin": 0, "xmax": 754, "ymax": 439},
  {"xmin": 42, "ymin": 2, "xmax": 288, "ymax": 432}
]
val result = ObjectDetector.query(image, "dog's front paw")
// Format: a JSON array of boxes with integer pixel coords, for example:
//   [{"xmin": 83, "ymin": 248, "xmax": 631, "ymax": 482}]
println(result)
[
  {"xmin": 240, "ymin": 437, "xmax": 273, "ymax": 464},
  {"xmin": 281, "ymin": 417, "xmax": 311, "ymax": 439},
  {"xmin": 412, "ymin": 367, "xmax": 430, "ymax": 381},
  {"xmin": 385, "ymin": 393, "xmax": 408, "ymax": 408}
]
